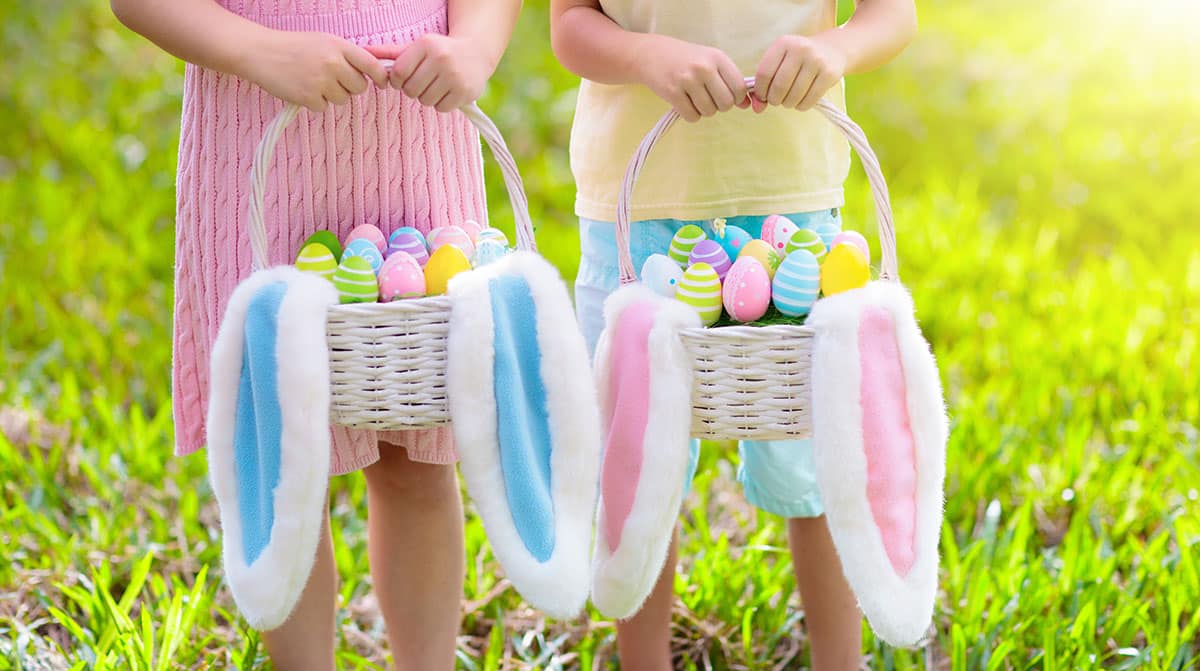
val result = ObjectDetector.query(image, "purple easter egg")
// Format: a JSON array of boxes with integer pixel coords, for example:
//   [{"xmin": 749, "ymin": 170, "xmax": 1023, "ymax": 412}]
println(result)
[
  {"xmin": 688, "ymin": 239, "xmax": 732, "ymax": 280},
  {"xmin": 386, "ymin": 232, "xmax": 429, "ymax": 267}
]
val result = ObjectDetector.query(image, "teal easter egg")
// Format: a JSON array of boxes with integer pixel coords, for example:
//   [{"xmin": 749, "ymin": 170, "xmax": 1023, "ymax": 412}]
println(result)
[
  {"xmin": 343, "ymin": 238, "xmax": 384, "ymax": 274},
  {"xmin": 334, "ymin": 255, "xmax": 379, "ymax": 303},
  {"xmin": 641, "ymin": 253, "xmax": 684, "ymax": 298},
  {"xmin": 303, "ymin": 231, "xmax": 341, "ymax": 261},
  {"xmin": 762, "ymin": 214, "xmax": 799, "ymax": 254},
  {"xmin": 475, "ymin": 228, "xmax": 509, "ymax": 246},
  {"xmin": 676, "ymin": 262, "xmax": 723, "ymax": 326},
  {"xmin": 387, "ymin": 232, "xmax": 429, "ymax": 267},
  {"xmin": 294, "ymin": 242, "xmax": 337, "ymax": 281},
  {"xmin": 772, "ymin": 250, "xmax": 820, "ymax": 317},
  {"xmin": 471, "ymin": 239, "xmax": 509, "ymax": 268},
  {"xmin": 713, "ymin": 224, "xmax": 753, "ymax": 261},
  {"xmin": 388, "ymin": 226, "xmax": 427, "ymax": 248},
  {"xmin": 722, "ymin": 256, "xmax": 772, "ymax": 323},
  {"xmin": 668, "ymin": 224, "xmax": 707, "ymax": 267},
  {"xmin": 378, "ymin": 251, "xmax": 426, "ymax": 301},
  {"xmin": 814, "ymin": 219, "xmax": 841, "ymax": 248},
  {"xmin": 347, "ymin": 224, "xmax": 386, "ymax": 253},
  {"xmin": 785, "ymin": 228, "xmax": 827, "ymax": 260}
]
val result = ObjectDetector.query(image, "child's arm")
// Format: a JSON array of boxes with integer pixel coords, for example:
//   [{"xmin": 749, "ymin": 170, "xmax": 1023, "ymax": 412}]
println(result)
[
  {"xmin": 367, "ymin": 0, "xmax": 522, "ymax": 112},
  {"xmin": 755, "ymin": 0, "xmax": 918, "ymax": 110},
  {"xmin": 549, "ymin": 0, "xmax": 747, "ymax": 123},
  {"xmin": 110, "ymin": 0, "xmax": 388, "ymax": 112}
]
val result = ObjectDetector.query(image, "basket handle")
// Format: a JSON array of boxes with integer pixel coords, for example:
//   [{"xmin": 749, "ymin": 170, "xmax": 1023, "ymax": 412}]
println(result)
[
  {"xmin": 616, "ymin": 76, "xmax": 898, "ymax": 285},
  {"xmin": 247, "ymin": 73, "xmax": 536, "ymax": 270}
]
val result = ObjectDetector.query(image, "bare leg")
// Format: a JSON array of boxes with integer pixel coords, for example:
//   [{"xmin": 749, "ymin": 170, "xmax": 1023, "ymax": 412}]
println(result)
[
  {"xmin": 788, "ymin": 516, "xmax": 862, "ymax": 671},
  {"xmin": 262, "ymin": 513, "xmax": 337, "ymax": 671},
  {"xmin": 615, "ymin": 531, "xmax": 678, "ymax": 671},
  {"xmin": 363, "ymin": 446, "xmax": 464, "ymax": 670}
]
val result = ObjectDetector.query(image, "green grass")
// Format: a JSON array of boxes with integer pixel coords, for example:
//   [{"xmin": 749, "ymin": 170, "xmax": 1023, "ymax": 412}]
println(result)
[{"xmin": 2, "ymin": 0, "xmax": 1199, "ymax": 668}]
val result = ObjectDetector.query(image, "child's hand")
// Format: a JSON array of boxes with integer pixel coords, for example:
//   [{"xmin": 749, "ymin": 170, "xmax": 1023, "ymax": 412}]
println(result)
[
  {"xmin": 633, "ymin": 35, "xmax": 748, "ymax": 123},
  {"xmin": 368, "ymin": 36, "xmax": 497, "ymax": 112},
  {"xmin": 241, "ymin": 30, "xmax": 389, "ymax": 112},
  {"xmin": 753, "ymin": 34, "xmax": 847, "ymax": 111}
]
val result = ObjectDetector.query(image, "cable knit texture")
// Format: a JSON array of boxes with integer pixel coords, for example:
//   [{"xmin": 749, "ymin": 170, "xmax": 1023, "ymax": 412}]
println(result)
[{"xmin": 174, "ymin": 0, "xmax": 486, "ymax": 474}]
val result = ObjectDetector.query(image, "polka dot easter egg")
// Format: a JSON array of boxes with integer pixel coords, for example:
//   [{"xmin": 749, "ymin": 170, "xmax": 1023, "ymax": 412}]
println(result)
[
  {"xmin": 820, "ymin": 243, "xmax": 870, "ymax": 296},
  {"xmin": 785, "ymin": 228, "xmax": 827, "ymax": 260},
  {"xmin": 688, "ymin": 239, "xmax": 732, "ymax": 280},
  {"xmin": 347, "ymin": 224, "xmax": 386, "ymax": 254},
  {"xmin": 342, "ymin": 238, "xmax": 384, "ymax": 274},
  {"xmin": 387, "ymin": 232, "xmax": 429, "ymax": 267},
  {"xmin": 772, "ymin": 249, "xmax": 821, "ymax": 317},
  {"xmin": 474, "ymin": 228, "xmax": 509, "ymax": 246},
  {"xmin": 831, "ymin": 230, "xmax": 870, "ymax": 264},
  {"xmin": 722, "ymin": 257, "xmax": 771, "ymax": 323},
  {"xmin": 303, "ymin": 230, "xmax": 341, "ymax": 261},
  {"xmin": 427, "ymin": 225, "xmax": 475, "ymax": 257},
  {"xmin": 294, "ymin": 242, "xmax": 338, "ymax": 281},
  {"xmin": 738, "ymin": 239, "xmax": 781, "ymax": 279},
  {"xmin": 814, "ymin": 218, "xmax": 841, "ymax": 248},
  {"xmin": 333, "ymin": 255, "xmax": 379, "ymax": 304},
  {"xmin": 458, "ymin": 219, "xmax": 484, "ymax": 242},
  {"xmin": 471, "ymin": 239, "xmax": 509, "ymax": 268},
  {"xmin": 761, "ymin": 214, "xmax": 799, "ymax": 254},
  {"xmin": 668, "ymin": 224, "xmax": 707, "ymax": 267},
  {"xmin": 388, "ymin": 226, "xmax": 427, "ymax": 248},
  {"xmin": 424, "ymin": 244, "xmax": 472, "ymax": 295},
  {"xmin": 712, "ymin": 220, "xmax": 753, "ymax": 261},
  {"xmin": 378, "ymin": 251, "xmax": 426, "ymax": 301},
  {"xmin": 641, "ymin": 253, "xmax": 684, "ymax": 298},
  {"xmin": 676, "ymin": 262, "xmax": 723, "ymax": 326}
]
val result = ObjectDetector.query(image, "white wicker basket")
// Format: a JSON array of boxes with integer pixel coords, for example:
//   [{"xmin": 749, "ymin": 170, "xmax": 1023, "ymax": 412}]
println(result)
[
  {"xmin": 246, "ymin": 102, "xmax": 537, "ymax": 430},
  {"xmin": 615, "ymin": 85, "xmax": 900, "ymax": 441}
]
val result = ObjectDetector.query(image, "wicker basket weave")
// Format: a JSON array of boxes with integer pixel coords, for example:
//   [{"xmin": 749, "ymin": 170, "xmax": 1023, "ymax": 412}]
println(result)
[
  {"xmin": 246, "ymin": 102, "xmax": 537, "ymax": 430},
  {"xmin": 615, "ymin": 83, "xmax": 901, "ymax": 441}
]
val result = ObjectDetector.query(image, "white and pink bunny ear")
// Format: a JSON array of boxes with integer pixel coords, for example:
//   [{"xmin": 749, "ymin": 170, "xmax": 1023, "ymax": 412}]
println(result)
[
  {"xmin": 590, "ymin": 285, "xmax": 699, "ymax": 619},
  {"xmin": 807, "ymin": 280, "xmax": 949, "ymax": 647}
]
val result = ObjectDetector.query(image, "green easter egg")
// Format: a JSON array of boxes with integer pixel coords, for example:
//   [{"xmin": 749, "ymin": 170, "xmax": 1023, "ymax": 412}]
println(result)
[
  {"xmin": 667, "ymin": 224, "xmax": 707, "ymax": 267},
  {"xmin": 675, "ymin": 262, "xmax": 723, "ymax": 326},
  {"xmin": 785, "ymin": 228, "xmax": 827, "ymax": 260},
  {"xmin": 304, "ymin": 230, "xmax": 342, "ymax": 261},
  {"xmin": 294, "ymin": 243, "xmax": 338, "ymax": 281},
  {"xmin": 333, "ymin": 255, "xmax": 378, "ymax": 303}
]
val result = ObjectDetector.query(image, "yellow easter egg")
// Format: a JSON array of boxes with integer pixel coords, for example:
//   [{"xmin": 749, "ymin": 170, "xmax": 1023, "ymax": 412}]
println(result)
[
  {"xmin": 424, "ymin": 244, "xmax": 472, "ymax": 295},
  {"xmin": 737, "ymin": 239, "xmax": 781, "ymax": 280},
  {"xmin": 820, "ymin": 243, "xmax": 870, "ymax": 296}
]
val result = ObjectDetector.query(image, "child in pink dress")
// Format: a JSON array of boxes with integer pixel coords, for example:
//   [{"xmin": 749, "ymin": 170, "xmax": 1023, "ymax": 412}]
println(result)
[{"xmin": 112, "ymin": 0, "xmax": 519, "ymax": 667}]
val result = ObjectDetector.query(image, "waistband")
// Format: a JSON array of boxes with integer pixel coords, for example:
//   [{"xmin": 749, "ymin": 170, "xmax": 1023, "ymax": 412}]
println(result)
[{"xmin": 225, "ymin": 0, "xmax": 445, "ymax": 37}]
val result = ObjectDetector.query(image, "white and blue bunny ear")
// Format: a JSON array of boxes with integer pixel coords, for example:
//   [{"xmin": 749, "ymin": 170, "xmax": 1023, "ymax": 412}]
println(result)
[
  {"xmin": 447, "ymin": 252, "xmax": 602, "ymax": 619},
  {"xmin": 206, "ymin": 267, "xmax": 337, "ymax": 631},
  {"xmin": 807, "ymin": 280, "xmax": 949, "ymax": 647}
]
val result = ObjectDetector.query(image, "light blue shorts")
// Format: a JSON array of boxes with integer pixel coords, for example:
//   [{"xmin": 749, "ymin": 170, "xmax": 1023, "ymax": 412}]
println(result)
[{"xmin": 575, "ymin": 210, "xmax": 841, "ymax": 519}]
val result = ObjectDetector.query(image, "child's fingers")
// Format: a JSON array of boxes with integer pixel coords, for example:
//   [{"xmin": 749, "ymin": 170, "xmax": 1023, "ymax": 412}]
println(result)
[
  {"xmin": 363, "ymin": 43, "xmax": 405, "ymax": 60},
  {"xmin": 782, "ymin": 62, "xmax": 817, "ymax": 109},
  {"xmin": 754, "ymin": 41, "xmax": 786, "ymax": 103},
  {"xmin": 797, "ymin": 71, "xmax": 839, "ymax": 110},
  {"xmin": 716, "ymin": 59, "xmax": 748, "ymax": 109},
  {"xmin": 345, "ymin": 46, "xmax": 389, "ymax": 87},
  {"xmin": 337, "ymin": 60, "xmax": 370, "ymax": 96},
  {"xmin": 399, "ymin": 59, "xmax": 437, "ymax": 99},
  {"xmin": 673, "ymin": 92, "xmax": 702, "ymax": 122},
  {"xmin": 418, "ymin": 75, "xmax": 451, "ymax": 108},
  {"xmin": 765, "ymin": 50, "xmax": 801, "ymax": 106},
  {"xmin": 389, "ymin": 42, "xmax": 427, "ymax": 89},
  {"xmin": 705, "ymin": 70, "xmax": 737, "ymax": 112},
  {"xmin": 687, "ymin": 85, "xmax": 718, "ymax": 118}
]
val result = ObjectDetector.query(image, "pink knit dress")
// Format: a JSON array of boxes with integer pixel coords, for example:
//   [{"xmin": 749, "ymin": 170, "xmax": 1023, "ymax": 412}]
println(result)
[{"xmin": 173, "ymin": 0, "xmax": 484, "ymax": 475}]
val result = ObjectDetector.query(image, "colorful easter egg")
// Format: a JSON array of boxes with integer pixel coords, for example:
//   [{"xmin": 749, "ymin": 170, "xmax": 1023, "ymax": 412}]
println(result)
[
  {"xmin": 302, "ymin": 231, "xmax": 342, "ymax": 261},
  {"xmin": 712, "ymin": 221, "xmax": 753, "ymax": 261},
  {"xmin": 641, "ymin": 253, "xmax": 684, "ymax": 298},
  {"xmin": 388, "ymin": 226, "xmax": 427, "ymax": 248},
  {"xmin": 831, "ymin": 230, "xmax": 870, "ymax": 264},
  {"xmin": 772, "ymin": 250, "xmax": 821, "ymax": 317},
  {"xmin": 333, "ymin": 255, "xmax": 379, "ymax": 304},
  {"xmin": 294, "ymin": 242, "xmax": 338, "ymax": 281},
  {"xmin": 427, "ymin": 225, "xmax": 475, "ymax": 256},
  {"xmin": 761, "ymin": 214, "xmax": 799, "ymax": 254},
  {"xmin": 387, "ymin": 232, "xmax": 429, "ymax": 267},
  {"xmin": 675, "ymin": 262, "xmax": 723, "ymax": 326},
  {"xmin": 471, "ymin": 239, "xmax": 509, "ymax": 268},
  {"xmin": 738, "ymin": 239, "xmax": 781, "ymax": 279},
  {"xmin": 458, "ymin": 219, "xmax": 484, "ymax": 242},
  {"xmin": 820, "ymin": 243, "xmax": 870, "ymax": 296},
  {"xmin": 668, "ymin": 224, "xmax": 707, "ymax": 267},
  {"xmin": 814, "ymin": 219, "xmax": 841, "ymax": 248},
  {"xmin": 785, "ymin": 228, "xmax": 827, "ymax": 260},
  {"xmin": 347, "ymin": 224, "xmax": 386, "ymax": 254},
  {"xmin": 342, "ymin": 238, "xmax": 384, "ymax": 274},
  {"xmin": 378, "ymin": 252, "xmax": 426, "ymax": 301},
  {"xmin": 424, "ymin": 244, "xmax": 472, "ymax": 295},
  {"xmin": 688, "ymin": 239, "xmax": 732, "ymax": 280},
  {"xmin": 722, "ymin": 257, "xmax": 772, "ymax": 323},
  {"xmin": 475, "ymin": 227, "xmax": 509, "ymax": 246}
]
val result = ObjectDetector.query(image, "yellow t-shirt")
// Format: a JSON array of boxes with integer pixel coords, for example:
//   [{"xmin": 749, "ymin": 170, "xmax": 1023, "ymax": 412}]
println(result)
[{"xmin": 570, "ymin": 0, "xmax": 851, "ymax": 222}]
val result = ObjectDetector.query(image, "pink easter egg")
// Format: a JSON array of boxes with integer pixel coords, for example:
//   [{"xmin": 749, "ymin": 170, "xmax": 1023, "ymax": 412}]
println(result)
[
  {"xmin": 427, "ymin": 225, "xmax": 475, "ymax": 256},
  {"xmin": 386, "ymin": 232, "xmax": 429, "ymax": 267},
  {"xmin": 347, "ymin": 224, "xmax": 387, "ymax": 254},
  {"xmin": 377, "ymin": 251, "xmax": 427, "ymax": 301},
  {"xmin": 688, "ymin": 239, "xmax": 732, "ymax": 280},
  {"xmin": 459, "ymin": 219, "xmax": 484, "ymax": 242},
  {"xmin": 722, "ymin": 257, "xmax": 772, "ymax": 323},
  {"xmin": 762, "ymin": 214, "xmax": 799, "ymax": 254},
  {"xmin": 831, "ymin": 230, "xmax": 870, "ymax": 264}
]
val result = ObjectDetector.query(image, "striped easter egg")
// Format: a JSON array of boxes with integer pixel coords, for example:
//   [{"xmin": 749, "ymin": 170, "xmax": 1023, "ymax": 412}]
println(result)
[
  {"xmin": 475, "ymin": 227, "xmax": 509, "ymax": 246},
  {"xmin": 762, "ymin": 214, "xmax": 799, "ymax": 254},
  {"xmin": 772, "ymin": 250, "xmax": 821, "ymax": 317},
  {"xmin": 641, "ymin": 253, "xmax": 684, "ymax": 298},
  {"xmin": 427, "ymin": 225, "xmax": 475, "ymax": 256},
  {"xmin": 378, "ymin": 251, "xmax": 426, "ymax": 301},
  {"xmin": 388, "ymin": 226, "xmax": 427, "ymax": 248},
  {"xmin": 738, "ymin": 239, "xmax": 781, "ymax": 280},
  {"xmin": 342, "ymin": 238, "xmax": 384, "ymax": 274},
  {"xmin": 688, "ymin": 239, "xmax": 732, "ymax": 280},
  {"xmin": 820, "ymin": 243, "xmax": 870, "ymax": 296},
  {"xmin": 347, "ymin": 224, "xmax": 386, "ymax": 254},
  {"xmin": 785, "ymin": 228, "xmax": 827, "ymax": 260},
  {"xmin": 294, "ymin": 242, "xmax": 337, "ymax": 281},
  {"xmin": 832, "ymin": 230, "xmax": 870, "ymax": 264},
  {"xmin": 675, "ymin": 262, "xmax": 723, "ymax": 326},
  {"xmin": 387, "ymin": 232, "xmax": 429, "ymax": 267},
  {"xmin": 814, "ymin": 219, "xmax": 841, "ymax": 248},
  {"xmin": 459, "ymin": 219, "xmax": 484, "ymax": 242},
  {"xmin": 333, "ymin": 255, "xmax": 379, "ymax": 304},
  {"xmin": 722, "ymin": 256, "xmax": 772, "ymax": 323},
  {"xmin": 303, "ymin": 231, "xmax": 342, "ymax": 261},
  {"xmin": 424, "ymin": 244, "xmax": 472, "ymax": 295},
  {"xmin": 713, "ymin": 223, "xmax": 753, "ymax": 261},
  {"xmin": 667, "ymin": 224, "xmax": 707, "ymax": 267},
  {"xmin": 471, "ymin": 239, "xmax": 509, "ymax": 268}
]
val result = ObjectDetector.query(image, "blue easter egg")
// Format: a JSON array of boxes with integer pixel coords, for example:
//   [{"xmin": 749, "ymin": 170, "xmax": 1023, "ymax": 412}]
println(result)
[
  {"xmin": 641, "ymin": 253, "xmax": 684, "ymax": 298},
  {"xmin": 713, "ymin": 224, "xmax": 753, "ymax": 262},
  {"xmin": 772, "ymin": 249, "xmax": 821, "ymax": 317},
  {"xmin": 343, "ymin": 238, "xmax": 384, "ymax": 274},
  {"xmin": 814, "ymin": 220, "xmax": 841, "ymax": 249},
  {"xmin": 471, "ymin": 239, "xmax": 510, "ymax": 268}
]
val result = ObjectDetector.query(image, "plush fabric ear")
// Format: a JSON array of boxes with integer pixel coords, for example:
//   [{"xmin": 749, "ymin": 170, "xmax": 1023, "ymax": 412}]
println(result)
[
  {"xmin": 807, "ymin": 280, "xmax": 949, "ymax": 647},
  {"xmin": 206, "ymin": 267, "xmax": 336, "ymax": 631},
  {"xmin": 590, "ymin": 285, "xmax": 699, "ymax": 620},
  {"xmin": 448, "ymin": 252, "xmax": 601, "ymax": 619}
]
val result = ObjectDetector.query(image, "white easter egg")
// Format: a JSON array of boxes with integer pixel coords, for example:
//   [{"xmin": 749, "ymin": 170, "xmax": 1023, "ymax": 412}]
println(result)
[{"xmin": 641, "ymin": 253, "xmax": 685, "ymax": 298}]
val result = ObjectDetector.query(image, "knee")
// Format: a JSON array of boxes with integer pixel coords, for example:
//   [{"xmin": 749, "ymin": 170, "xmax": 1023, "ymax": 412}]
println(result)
[{"xmin": 363, "ymin": 446, "xmax": 458, "ymax": 506}]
